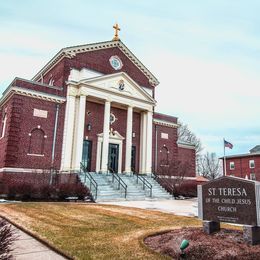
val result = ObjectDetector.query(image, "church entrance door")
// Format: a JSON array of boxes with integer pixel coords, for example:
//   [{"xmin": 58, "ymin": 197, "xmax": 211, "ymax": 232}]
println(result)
[
  {"xmin": 108, "ymin": 143, "xmax": 119, "ymax": 173},
  {"xmin": 82, "ymin": 140, "xmax": 92, "ymax": 171}
]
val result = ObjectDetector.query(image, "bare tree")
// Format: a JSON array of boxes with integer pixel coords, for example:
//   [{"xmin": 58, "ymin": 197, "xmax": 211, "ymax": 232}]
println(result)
[
  {"xmin": 157, "ymin": 160, "xmax": 191, "ymax": 196},
  {"xmin": 197, "ymin": 152, "xmax": 222, "ymax": 179},
  {"xmin": 178, "ymin": 122, "xmax": 203, "ymax": 176},
  {"xmin": 178, "ymin": 122, "xmax": 203, "ymax": 155}
]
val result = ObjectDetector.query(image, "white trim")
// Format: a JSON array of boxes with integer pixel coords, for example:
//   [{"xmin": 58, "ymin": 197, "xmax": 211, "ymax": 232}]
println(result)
[
  {"xmin": 153, "ymin": 118, "xmax": 179, "ymax": 128},
  {"xmin": 0, "ymin": 86, "xmax": 66, "ymax": 106},
  {"xmin": 79, "ymin": 72, "xmax": 156, "ymax": 104},
  {"xmin": 32, "ymin": 40, "xmax": 159, "ymax": 86},
  {"xmin": 67, "ymin": 72, "xmax": 156, "ymax": 106},
  {"xmin": 0, "ymin": 111, "xmax": 7, "ymax": 139},
  {"xmin": 177, "ymin": 142, "xmax": 196, "ymax": 150},
  {"xmin": 145, "ymin": 111, "xmax": 153, "ymax": 174},
  {"xmin": 157, "ymin": 175, "xmax": 197, "ymax": 180},
  {"xmin": 73, "ymin": 95, "xmax": 86, "ymax": 170},
  {"xmin": 61, "ymin": 95, "xmax": 76, "ymax": 171},
  {"xmin": 0, "ymin": 167, "xmax": 50, "ymax": 173},
  {"xmin": 249, "ymin": 159, "xmax": 255, "ymax": 169},
  {"xmin": 96, "ymin": 131, "xmax": 124, "ymax": 173},
  {"xmin": 124, "ymin": 106, "xmax": 133, "ymax": 173},
  {"xmin": 100, "ymin": 100, "xmax": 111, "ymax": 172},
  {"xmin": 27, "ymin": 153, "xmax": 45, "ymax": 157}
]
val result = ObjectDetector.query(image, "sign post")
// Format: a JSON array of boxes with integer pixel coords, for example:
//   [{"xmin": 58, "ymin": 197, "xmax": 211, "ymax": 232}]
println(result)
[{"xmin": 198, "ymin": 176, "xmax": 260, "ymax": 245}]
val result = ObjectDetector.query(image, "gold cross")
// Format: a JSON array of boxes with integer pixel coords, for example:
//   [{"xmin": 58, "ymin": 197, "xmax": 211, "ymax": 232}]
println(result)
[{"xmin": 113, "ymin": 23, "xmax": 121, "ymax": 41}]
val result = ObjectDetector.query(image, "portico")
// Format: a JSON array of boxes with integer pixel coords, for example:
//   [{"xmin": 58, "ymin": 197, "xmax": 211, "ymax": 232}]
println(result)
[{"xmin": 61, "ymin": 71, "xmax": 156, "ymax": 174}]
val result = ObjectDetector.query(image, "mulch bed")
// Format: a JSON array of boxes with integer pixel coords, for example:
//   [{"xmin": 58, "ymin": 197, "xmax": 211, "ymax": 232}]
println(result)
[{"xmin": 144, "ymin": 227, "xmax": 260, "ymax": 259}]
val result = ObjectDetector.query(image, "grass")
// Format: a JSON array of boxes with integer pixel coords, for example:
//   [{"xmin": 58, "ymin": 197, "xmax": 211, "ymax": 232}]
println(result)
[{"xmin": 0, "ymin": 203, "xmax": 201, "ymax": 259}]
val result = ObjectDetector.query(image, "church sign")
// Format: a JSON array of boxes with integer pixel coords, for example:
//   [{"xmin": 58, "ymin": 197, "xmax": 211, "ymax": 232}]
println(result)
[{"xmin": 198, "ymin": 176, "xmax": 260, "ymax": 226}]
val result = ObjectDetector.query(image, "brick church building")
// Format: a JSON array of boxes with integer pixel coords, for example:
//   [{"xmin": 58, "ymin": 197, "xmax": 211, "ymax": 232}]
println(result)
[{"xmin": 0, "ymin": 29, "xmax": 195, "ymax": 178}]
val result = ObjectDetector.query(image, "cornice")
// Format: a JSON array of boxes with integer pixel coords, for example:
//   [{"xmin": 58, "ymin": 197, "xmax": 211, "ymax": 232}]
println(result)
[
  {"xmin": 177, "ymin": 141, "xmax": 196, "ymax": 150},
  {"xmin": 153, "ymin": 118, "xmax": 179, "ymax": 128},
  {"xmin": 0, "ymin": 86, "xmax": 66, "ymax": 106},
  {"xmin": 32, "ymin": 40, "xmax": 159, "ymax": 86}
]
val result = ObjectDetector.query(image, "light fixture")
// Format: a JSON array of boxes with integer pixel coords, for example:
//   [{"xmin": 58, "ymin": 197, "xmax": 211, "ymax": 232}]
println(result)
[
  {"xmin": 87, "ymin": 123, "xmax": 92, "ymax": 131},
  {"xmin": 180, "ymin": 239, "xmax": 189, "ymax": 258}
]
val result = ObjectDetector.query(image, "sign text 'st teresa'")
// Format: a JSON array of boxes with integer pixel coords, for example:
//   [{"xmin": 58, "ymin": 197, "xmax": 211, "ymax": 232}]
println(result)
[
  {"xmin": 208, "ymin": 187, "xmax": 247, "ymax": 196},
  {"xmin": 198, "ymin": 176, "xmax": 260, "ymax": 226}
]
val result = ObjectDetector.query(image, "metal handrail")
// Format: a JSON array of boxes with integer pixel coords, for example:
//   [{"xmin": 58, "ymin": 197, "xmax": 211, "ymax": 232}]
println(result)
[
  {"xmin": 80, "ymin": 162, "xmax": 98, "ymax": 200},
  {"xmin": 136, "ymin": 175, "xmax": 153, "ymax": 197},
  {"xmin": 109, "ymin": 168, "xmax": 127, "ymax": 198},
  {"xmin": 152, "ymin": 172, "xmax": 174, "ymax": 197}
]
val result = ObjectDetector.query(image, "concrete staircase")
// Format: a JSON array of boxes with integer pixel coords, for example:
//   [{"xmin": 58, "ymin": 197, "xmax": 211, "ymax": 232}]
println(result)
[{"xmin": 79, "ymin": 172, "xmax": 172, "ymax": 202}]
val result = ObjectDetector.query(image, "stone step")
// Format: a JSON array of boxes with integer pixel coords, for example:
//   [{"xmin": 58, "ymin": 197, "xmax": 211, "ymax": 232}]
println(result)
[{"xmin": 80, "ymin": 172, "xmax": 172, "ymax": 202}]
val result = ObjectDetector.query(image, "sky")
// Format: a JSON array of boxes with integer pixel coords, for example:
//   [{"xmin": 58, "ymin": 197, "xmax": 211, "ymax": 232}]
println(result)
[{"xmin": 1, "ymin": 0, "xmax": 260, "ymax": 157}]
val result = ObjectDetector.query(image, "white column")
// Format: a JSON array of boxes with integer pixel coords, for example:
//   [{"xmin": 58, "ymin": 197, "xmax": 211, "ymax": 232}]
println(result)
[
  {"xmin": 62, "ymin": 95, "xmax": 76, "ymax": 171},
  {"xmin": 140, "ymin": 111, "xmax": 147, "ymax": 174},
  {"xmin": 124, "ymin": 106, "xmax": 133, "ymax": 173},
  {"xmin": 100, "ymin": 100, "xmax": 111, "ymax": 173},
  {"xmin": 145, "ymin": 111, "xmax": 153, "ymax": 174},
  {"xmin": 74, "ymin": 95, "xmax": 86, "ymax": 170}
]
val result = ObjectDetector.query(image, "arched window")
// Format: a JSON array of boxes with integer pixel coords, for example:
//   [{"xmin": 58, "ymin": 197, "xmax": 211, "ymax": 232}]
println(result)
[
  {"xmin": 28, "ymin": 128, "xmax": 46, "ymax": 155},
  {"xmin": 0, "ymin": 110, "xmax": 7, "ymax": 138},
  {"xmin": 160, "ymin": 146, "xmax": 169, "ymax": 166}
]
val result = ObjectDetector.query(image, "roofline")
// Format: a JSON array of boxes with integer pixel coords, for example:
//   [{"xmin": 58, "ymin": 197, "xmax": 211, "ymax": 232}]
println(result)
[
  {"xmin": 154, "ymin": 111, "xmax": 178, "ymax": 121},
  {"xmin": 31, "ymin": 40, "xmax": 159, "ymax": 86},
  {"xmin": 200, "ymin": 175, "xmax": 260, "ymax": 185},
  {"xmin": 219, "ymin": 153, "xmax": 260, "ymax": 159},
  {"xmin": 177, "ymin": 141, "xmax": 196, "ymax": 149}
]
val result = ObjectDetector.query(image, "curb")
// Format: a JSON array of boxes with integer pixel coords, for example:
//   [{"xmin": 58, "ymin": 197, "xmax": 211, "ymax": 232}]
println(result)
[{"xmin": 0, "ymin": 214, "xmax": 73, "ymax": 260}]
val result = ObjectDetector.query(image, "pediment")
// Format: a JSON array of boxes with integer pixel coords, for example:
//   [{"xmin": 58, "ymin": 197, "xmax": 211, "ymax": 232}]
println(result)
[
  {"xmin": 81, "ymin": 72, "xmax": 156, "ymax": 104},
  {"xmin": 32, "ymin": 40, "xmax": 159, "ymax": 87},
  {"xmin": 97, "ymin": 130, "xmax": 124, "ymax": 140}
]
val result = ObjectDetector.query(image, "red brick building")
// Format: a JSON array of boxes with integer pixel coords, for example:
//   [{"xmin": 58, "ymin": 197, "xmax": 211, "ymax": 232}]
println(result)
[
  {"xmin": 222, "ymin": 145, "xmax": 260, "ymax": 181},
  {"xmin": 0, "ymin": 38, "xmax": 195, "ymax": 178}
]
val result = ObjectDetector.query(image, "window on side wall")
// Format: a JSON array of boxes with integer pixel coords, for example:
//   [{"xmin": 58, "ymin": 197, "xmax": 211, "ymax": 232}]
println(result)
[
  {"xmin": 250, "ymin": 173, "xmax": 256, "ymax": 180},
  {"xmin": 230, "ymin": 161, "xmax": 235, "ymax": 170},
  {"xmin": 28, "ymin": 128, "xmax": 46, "ymax": 155},
  {"xmin": 249, "ymin": 160, "xmax": 255, "ymax": 169}
]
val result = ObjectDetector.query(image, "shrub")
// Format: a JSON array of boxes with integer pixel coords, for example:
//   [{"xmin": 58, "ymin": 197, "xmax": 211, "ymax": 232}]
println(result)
[
  {"xmin": 179, "ymin": 181, "xmax": 198, "ymax": 197},
  {"xmin": 7, "ymin": 183, "xmax": 33, "ymax": 200},
  {"xmin": 0, "ymin": 219, "xmax": 16, "ymax": 259},
  {"xmin": 57, "ymin": 183, "xmax": 90, "ymax": 200}
]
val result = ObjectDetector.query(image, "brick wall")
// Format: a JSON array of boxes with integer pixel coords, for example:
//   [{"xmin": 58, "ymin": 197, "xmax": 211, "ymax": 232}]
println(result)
[
  {"xmin": 14, "ymin": 78, "xmax": 63, "ymax": 97},
  {"xmin": 152, "ymin": 123, "xmax": 178, "ymax": 174},
  {"xmin": 1, "ymin": 94, "xmax": 65, "ymax": 169},
  {"xmin": 63, "ymin": 48, "xmax": 154, "ymax": 89},
  {"xmin": 225, "ymin": 156, "xmax": 260, "ymax": 181},
  {"xmin": 178, "ymin": 146, "xmax": 196, "ymax": 177}
]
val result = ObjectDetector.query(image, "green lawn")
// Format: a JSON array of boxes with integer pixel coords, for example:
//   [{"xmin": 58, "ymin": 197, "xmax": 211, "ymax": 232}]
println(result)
[{"xmin": 0, "ymin": 203, "xmax": 201, "ymax": 259}]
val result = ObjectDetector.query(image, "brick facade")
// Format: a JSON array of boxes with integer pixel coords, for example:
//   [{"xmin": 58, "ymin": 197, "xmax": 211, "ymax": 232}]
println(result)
[
  {"xmin": 0, "ymin": 40, "xmax": 195, "ymax": 177},
  {"xmin": 178, "ymin": 146, "xmax": 196, "ymax": 177},
  {"xmin": 224, "ymin": 154, "xmax": 260, "ymax": 181},
  {"xmin": 0, "ymin": 94, "xmax": 65, "ymax": 169}
]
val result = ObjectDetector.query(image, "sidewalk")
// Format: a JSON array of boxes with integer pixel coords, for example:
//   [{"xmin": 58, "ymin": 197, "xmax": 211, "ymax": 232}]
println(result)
[
  {"xmin": 11, "ymin": 225, "xmax": 67, "ymax": 260},
  {"xmin": 102, "ymin": 198, "xmax": 198, "ymax": 217}
]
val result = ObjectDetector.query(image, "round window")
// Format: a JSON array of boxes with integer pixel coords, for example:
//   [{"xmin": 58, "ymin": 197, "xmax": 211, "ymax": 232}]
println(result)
[{"xmin": 109, "ymin": 56, "xmax": 123, "ymax": 70}]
